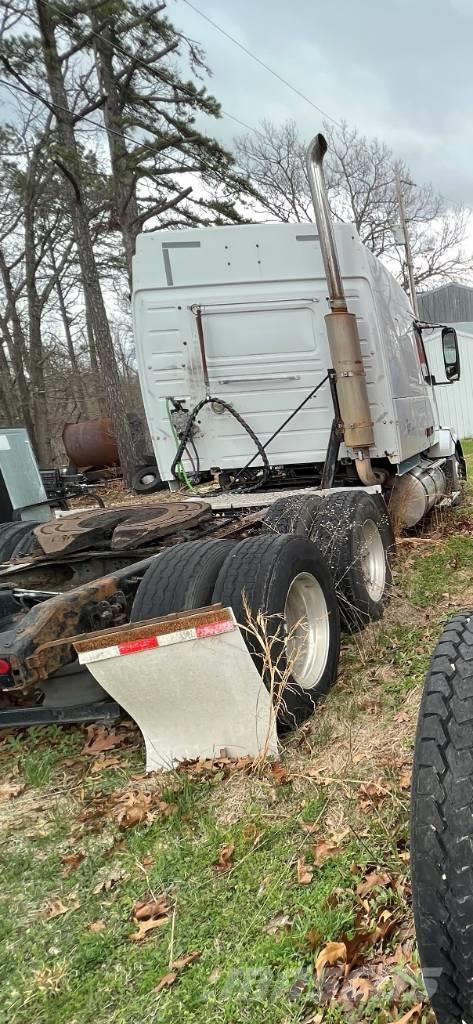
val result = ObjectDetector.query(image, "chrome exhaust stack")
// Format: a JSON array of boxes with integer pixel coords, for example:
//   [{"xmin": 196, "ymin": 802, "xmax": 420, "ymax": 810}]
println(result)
[{"xmin": 306, "ymin": 133, "xmax": 381, "ymax": 485}]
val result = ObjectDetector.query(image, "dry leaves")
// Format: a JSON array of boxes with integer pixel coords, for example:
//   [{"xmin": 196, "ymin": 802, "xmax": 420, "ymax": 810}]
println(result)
[
  {"xmin": 154, "ymin": 971, "xmax": 176, "ymax": 993},
  {"xmin": 0, "ymin": 781, "xmax": 25, "ymax": 802},
  {"xmin": 92, "ymin": 868, "xmax": 126, "ymax": 895},
  {"xmin": 399, "ymin": 767, "xmax": 412, "ymax": 790},
  {"xmin": 154, "ymin": 951, "xmax": 201, "ymax": 993},
  {"xmin": 356, "ymin": 870, "xmax": 391, "ymax": 898},
  {"xmin": 90, "ymin": 755, "xmax": 122, "ymax": 773},
  {"xmin": 114, "ymin": 791, "xmax": 154, "ymax": 829},
  {"xmin": 269, "ymin": 761, "xmax": 289, "ymax": 785},
  {"xmin": 130, "ymin": 918, "xmax": 168, "ymax": 942},
  {"xmin": 88, "ymin": 920, "xmax": 105, "ymax": 932},
  {"xmin": 129, "ymin": 895, "xmax": 171, "ymax": 941},
  {"xmin": 61, "ymin": 852, "xmax": 85, "ymax": 875},
  {"xmin": 82, "ymin": 725, "xmax": 125, "ymax": 755},
  {"xmin": 296, "ymin": 856, "xmax": 313, "ymax": 885},
  {"xmin": 389, "ymin": 1004, "xmax": 423, "ymax": 1024},
  {"xmin": 178, "ymin": 754, "xmax": 254, "ymax": 781},
  {"xmin": 357, "ymin": 778, "xmax": 388, "ymax": 810},
  {"xmin": 76, "ymin": 788, "xmax": 174, "ymax": 834},
  {"xmin": 214, "ymin": 842, "xmax": 235, "ymax": 873},
  {"xmin": 264, "ymin": 912, "xmax": 292, "ymax": 937},
  {"xmin": 129, "ymin": 897, "xmax": 172, "ymax": 942},
  {"xmin": 315, "ymin": 941, "xmax": 347, "ymax": 977},
  {"xmin": 43, "ymin": 896, "xmax": 81, "ymax": 919},
  {"xmin": 311, "ymin": 841, "xmax": 342, "ymax": 867}
]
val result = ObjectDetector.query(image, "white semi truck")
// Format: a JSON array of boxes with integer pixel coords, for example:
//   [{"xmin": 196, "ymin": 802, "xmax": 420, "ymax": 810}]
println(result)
[
  {"xmin": 119, "ymin": 133, "xmax": 465, "ymax": 729},
  {"xmin": 133, "ymin": 134, "xmax": 464, "ymax": 528}
]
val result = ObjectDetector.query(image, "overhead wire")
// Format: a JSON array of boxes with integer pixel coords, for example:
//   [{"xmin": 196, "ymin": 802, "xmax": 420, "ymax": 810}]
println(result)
[
  {"xmin": 36, "ymin": 0, "xmax": 265, "ymax": 140},
  {"xmin": 178, "ymin": 0, "xmax": 342, "ymax": 128}
]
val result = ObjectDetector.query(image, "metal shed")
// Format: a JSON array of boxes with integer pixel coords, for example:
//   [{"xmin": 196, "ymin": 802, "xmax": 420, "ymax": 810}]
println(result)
[{"xmin": 418, "ymin": 283, "xmax": 473, "ymax": 324}]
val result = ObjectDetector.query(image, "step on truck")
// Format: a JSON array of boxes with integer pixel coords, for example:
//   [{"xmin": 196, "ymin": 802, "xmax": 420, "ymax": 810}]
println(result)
[{"xmin": 0, "ymin": 133, "xmax": 465, "ymax": 734}]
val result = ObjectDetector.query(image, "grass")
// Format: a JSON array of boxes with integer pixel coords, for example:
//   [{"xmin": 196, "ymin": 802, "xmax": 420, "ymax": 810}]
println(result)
[{"xmin": 2, "ymin": 443, "xmax": 473, "ymax": 1024}]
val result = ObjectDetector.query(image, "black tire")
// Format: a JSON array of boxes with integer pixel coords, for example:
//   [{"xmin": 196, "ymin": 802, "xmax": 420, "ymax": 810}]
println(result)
[
  {"xmin": 411, "ymin": 612, "xmax": 473, "ymax": 1024},
  {"xmin": 0, "ymin": 522, "xmax": 40, "ymax": 562},
  {"xmin": 264, "ymin": 494, "xmax": 323, "ymax": 537},
  {"xmin": 130, "ymin": 539, "xmax": 236, "ymax": 621},
  {"xmin": 10, "ymin": 524, "xmax": 40, "ymax": 559},
  {"xmin": 132, "ymin": 464, "xmax": 164, "ymax": 495},
  {"xmin": 212, "ymin": 534, "xmax": 340, "ymax": 728},
  {"xmin": 310, "ymin": 491, "xmax": 394, "ymax": 629}
]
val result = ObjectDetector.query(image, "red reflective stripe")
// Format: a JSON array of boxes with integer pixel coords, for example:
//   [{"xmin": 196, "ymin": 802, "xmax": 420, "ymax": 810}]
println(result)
[
  {"xmin": 117, "ymin": 637, "xmax": 158, "ymax": 655},
  {"xmin": 196, "ymin": 620, "xmax": 234, "ymax": 639}
]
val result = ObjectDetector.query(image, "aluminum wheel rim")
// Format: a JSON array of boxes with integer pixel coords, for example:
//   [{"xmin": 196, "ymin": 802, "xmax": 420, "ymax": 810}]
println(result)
[
  {"xmin": 284, "ymin": 572, "xmax": 330, "ymax": 690},
  {"xmin": 141, "ymin": 473, "xmax": 156, "ymax": 486},
  {"xmin": 360, "ymin": 518, "xmax": 386, "ymax": 602}
]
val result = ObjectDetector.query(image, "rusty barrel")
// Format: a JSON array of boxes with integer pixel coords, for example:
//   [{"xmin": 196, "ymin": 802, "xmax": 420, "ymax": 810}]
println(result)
[{"xmin": 62, "ymin": 418, "xmax": 119, "ymax": 470}]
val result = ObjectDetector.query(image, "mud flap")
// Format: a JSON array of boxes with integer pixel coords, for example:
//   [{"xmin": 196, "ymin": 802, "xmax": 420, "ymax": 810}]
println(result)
[{"xmin": 75, "ymin": 607, "xmax": 278, "ymax": 771}]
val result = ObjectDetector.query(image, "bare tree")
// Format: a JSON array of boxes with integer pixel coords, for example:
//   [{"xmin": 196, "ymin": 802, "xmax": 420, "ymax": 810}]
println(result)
[
  {"xmin": 0, "ymin": 1, "xmax": 139, "ymax": 481},
  {"xmin": 235, "ymin": 119, "xmax": 473, "ymax": 289}
]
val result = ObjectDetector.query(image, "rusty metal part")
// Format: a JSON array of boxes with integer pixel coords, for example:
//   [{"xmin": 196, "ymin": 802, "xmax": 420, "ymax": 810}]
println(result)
[
  {"xmin": 111, "ymin": 500, "xmax": 211, "ymax": 550},
  {"xmin": 34, "ymin": 509, "xmax": 134, "ymax": 556},
  {"xmin": 45, "ymin": 603, "xmax": 226, "ymax": 658},
  {"xmin": 0, "ymin": 550, "xmax": 155, "ymax": 592},
  {"xmin": 191, "ymin": 305, "xmax": 210, "ymax": 394},
  {"xmin": 34, "ymin": 501, "xmax": 212, "ymax": 556},
  {"xmin": 208, "ymin": 508, "xmax": 265, "ymax": 538},
  {"xmin": 62, "ymin": 417, "xmax": 119, "ymax": 470},
  {"xmin": 0, "ymin": 508, "xmax": 262, "ymax": 699},
  {"xmin": 0, "ymin": 554, "xmax": 158, "ymax": 691}
]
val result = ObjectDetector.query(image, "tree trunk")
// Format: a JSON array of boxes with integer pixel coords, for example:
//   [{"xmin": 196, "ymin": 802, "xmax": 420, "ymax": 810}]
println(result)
[
  {"xmin": 50, "ymin": 244, "xmax": 89, "ymax": 414},
  {"xmin": 24, "ymin": 189, "xmax": 53, "ymax": 466},
  {"xmin": 85, "ymin": 299, "xmax": 98, "ymax": 374},
  {"xmin": 91, "ymin": 18, "xmax": 140, "ymax": 286},
  {"xmin": 35, "ymin": 0, "xmax": 137, "ymax": 486},
  {"xmin": 0, "ymin": 334, "xmax": 17, "ymax": 424},
  {"xmin": 0, "ymin": 251, "xmax": 36, "ymax": 446}
]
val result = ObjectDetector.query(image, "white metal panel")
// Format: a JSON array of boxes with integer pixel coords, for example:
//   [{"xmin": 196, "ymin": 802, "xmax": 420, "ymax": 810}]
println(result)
[
  {"xmin": 133, "ymin": 222, "xmax": 443, "ymax": 480},
  {"xmin": 425, "ymin": 327, "xmax": 473, "ymax": 438}
]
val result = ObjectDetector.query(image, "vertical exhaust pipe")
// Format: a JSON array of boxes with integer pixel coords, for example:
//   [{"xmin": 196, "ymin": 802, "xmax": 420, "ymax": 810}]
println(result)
[{"xmin": 306, "ymin": 134, "xmax": 381, "ymax": 486}]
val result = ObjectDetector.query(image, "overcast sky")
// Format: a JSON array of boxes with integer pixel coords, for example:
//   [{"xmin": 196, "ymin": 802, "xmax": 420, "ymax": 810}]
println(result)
[{"xmin": 170, "ymin": 0, "xmax": 473, "ymax": 208}]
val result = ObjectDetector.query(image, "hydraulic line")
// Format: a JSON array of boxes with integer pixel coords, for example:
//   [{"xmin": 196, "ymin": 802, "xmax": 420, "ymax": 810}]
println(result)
[
  {"xmin": 166, "ymin": 398, "xmax": 195, "ymax": 491},
  {"xmin": 171, "ymin": 396, "xmax": 271, "ymax": 492},
  {"xmin": 170, "ymin": 374, "xmax": 329, "ymax": 494}
]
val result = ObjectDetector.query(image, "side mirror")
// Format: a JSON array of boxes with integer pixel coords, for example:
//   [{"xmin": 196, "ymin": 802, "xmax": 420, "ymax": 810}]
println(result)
[{"xmin": 442, "ymin": 327, "xmax": 460, "ymax": 382}]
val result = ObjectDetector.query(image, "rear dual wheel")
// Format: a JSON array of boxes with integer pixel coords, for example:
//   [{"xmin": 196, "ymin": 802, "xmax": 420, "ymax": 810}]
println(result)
[
  {"xmin": 131, "ymin": 534, "xmax": 340, "ymax": 727},
  {"xmin": 264, "ymin": 491, "xmax": 394, "ymax": 628}
]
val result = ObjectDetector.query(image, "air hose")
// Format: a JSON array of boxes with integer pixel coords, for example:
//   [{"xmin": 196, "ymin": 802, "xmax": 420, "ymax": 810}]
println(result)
[
  {"xmin": 170, "ymin": 396, "xmax": 270, "ymax": 492},
  {"xmin": 170, "ymin": 374, "xmax": 329, "ymax": 494},
  {"xmin": 166, "ymin": 398, "xmax": 195, "ymax": 491}
]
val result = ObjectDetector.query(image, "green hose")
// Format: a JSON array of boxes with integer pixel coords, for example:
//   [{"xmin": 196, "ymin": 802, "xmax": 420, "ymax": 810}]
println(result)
[{"xmin": 166, "ymin": 398, "xmax": 195, "ymax": 491}]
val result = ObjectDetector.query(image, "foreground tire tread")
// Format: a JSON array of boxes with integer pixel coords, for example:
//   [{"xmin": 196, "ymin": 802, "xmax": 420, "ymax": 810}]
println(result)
[
  {"xmin": 411, "ymin": 610, "xmax": 473, "ymax": 1024},
  {"xmin": 131, "ymin": 539, "xmax": 235, "ymax": 621}
]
